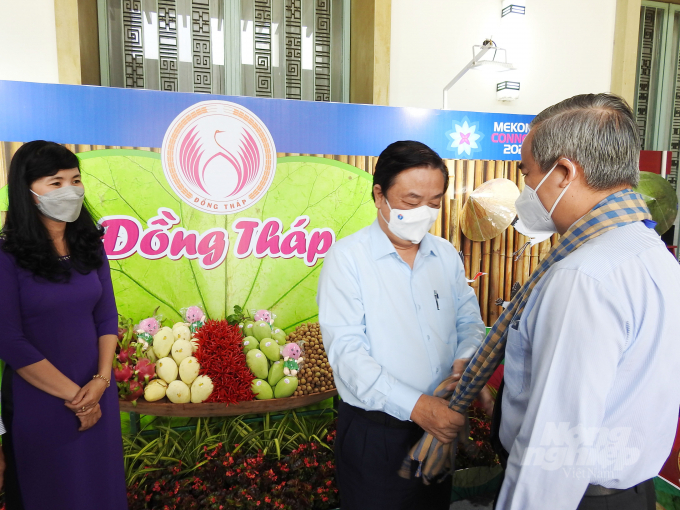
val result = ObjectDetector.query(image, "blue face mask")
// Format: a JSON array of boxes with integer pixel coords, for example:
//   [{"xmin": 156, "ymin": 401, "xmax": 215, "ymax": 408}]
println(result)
[{"xmin": 32, "ymin": 186, "xmax": 85, "ymax": 223}]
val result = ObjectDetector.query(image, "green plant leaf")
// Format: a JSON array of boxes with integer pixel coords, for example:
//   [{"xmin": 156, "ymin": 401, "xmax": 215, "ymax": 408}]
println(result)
[{"xmin": 76, "ymin": 151, "xmax": 375, "ymax": 328}]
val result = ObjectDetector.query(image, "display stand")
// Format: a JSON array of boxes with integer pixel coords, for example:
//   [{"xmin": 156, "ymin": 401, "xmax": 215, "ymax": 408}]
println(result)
[{"xmin": 119, "ymin": 389, "xmax": 338, "ymax": 418}]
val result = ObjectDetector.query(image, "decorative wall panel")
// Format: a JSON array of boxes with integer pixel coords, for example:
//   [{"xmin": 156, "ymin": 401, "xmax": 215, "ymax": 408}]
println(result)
[
  {"xmin": 158, "ymin": 0, "xmax": 179, "ymax": 91},
  {"xmin": 123, "ymin": 1, "xmax": 145, "ymax": 88},
  {"xmin": 285, "ymin": 0, "xmax": 302, "ymax": 99}
]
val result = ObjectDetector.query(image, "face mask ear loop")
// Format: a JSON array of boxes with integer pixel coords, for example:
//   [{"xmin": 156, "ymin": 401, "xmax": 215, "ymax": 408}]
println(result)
[
  {"xmin": 379, "ymin": 197, "xmax": 392, "ymax": 224},
  {"xmin": 549, "ymin": 183, "xmax": 571, "ymax": 215},
  {"xmin": 533, "ymin": 162, "xmax": 559, "ymax": 192}
]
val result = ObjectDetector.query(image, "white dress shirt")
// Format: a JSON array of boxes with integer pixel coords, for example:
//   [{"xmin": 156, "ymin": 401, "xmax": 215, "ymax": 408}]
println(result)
[
  {"xmin": 317, "ymin": 219, "xmax": 486, "ymax": 421},
  {"xmin": 497, "ymin": 222, "xmax": 680, "ymax": 509}
]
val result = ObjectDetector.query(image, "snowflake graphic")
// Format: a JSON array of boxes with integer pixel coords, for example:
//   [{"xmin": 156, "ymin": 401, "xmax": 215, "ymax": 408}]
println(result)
[{"xmin": 446, "ymin": 117, "xmax": 484, "ymax": 157}]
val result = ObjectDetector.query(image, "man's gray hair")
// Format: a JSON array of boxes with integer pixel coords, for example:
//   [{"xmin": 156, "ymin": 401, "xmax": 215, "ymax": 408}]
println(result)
[{"xmin": 530, "ymin": 93, "xmax": 640, "ymax": 189}]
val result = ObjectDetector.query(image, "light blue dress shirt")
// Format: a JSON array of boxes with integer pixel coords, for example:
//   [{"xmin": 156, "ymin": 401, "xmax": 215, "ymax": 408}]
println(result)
[
  {"xmin": 317, "ymin": 219, "xmax": 485, "ymax": 421},
  {"xmin": 497, "ymin": 222, "xmax": 680, "ymax": 509}
]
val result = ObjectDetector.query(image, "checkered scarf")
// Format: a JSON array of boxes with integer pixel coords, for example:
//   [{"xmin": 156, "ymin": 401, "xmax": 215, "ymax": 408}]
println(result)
[{"xmin": 400, "ymin": 190, "xmax": 652, "ymax": 484}]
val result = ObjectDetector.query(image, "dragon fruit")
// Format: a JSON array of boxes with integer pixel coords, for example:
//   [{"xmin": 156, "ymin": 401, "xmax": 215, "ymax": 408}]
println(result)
[
  {"xmin": 135, "ymin": 358, "xmax": 156, "ymax": 383},
  {"xmin": 117, "ymin": 346, "xmax": 136, "ymax": 364},
  {"xmin": 124, "ymin": 380, "xmax": 144, "ymax": 402},
  {"xmin": 114, "ymin": 362, "xmax": 134, "ymax": 382}
]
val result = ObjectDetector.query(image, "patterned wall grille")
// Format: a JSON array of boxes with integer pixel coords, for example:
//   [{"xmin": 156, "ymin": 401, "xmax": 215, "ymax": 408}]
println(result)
[
  {"xmin": 123, "ymin": 1, "xmax": 145, "ymax": 88},
  {"xmin": 254, "ymin": 0, "xmax": 273, "ymax": 97},
  {"xmin": 158, "ymin": 0, "xmax": 178, "ymax": 91},
  {"xmin": 103, "ymin": 0, "xmax": 347, "ymax": 102},
  {"xmin": 635, "ymin": 6, "xmax": 657, "ymax": 150},
  {"xmin": 285, "ymin": 0, "xmax": 302, "ymax": 99}
]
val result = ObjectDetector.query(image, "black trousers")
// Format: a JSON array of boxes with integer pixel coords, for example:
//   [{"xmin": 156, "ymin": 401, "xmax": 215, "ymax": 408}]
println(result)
[
  {"xmin": 335, "ymin": 402, "xmax": 451, "ymax": 510},
  {"xmin": 491, "ymin": 381, "xmax": 656, "ymax": 510}
]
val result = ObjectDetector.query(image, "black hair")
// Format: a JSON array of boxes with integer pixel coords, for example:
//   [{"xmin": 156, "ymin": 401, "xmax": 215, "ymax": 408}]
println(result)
[
  {"xmin": 372, "ymin": 141, "xmax": 449, "ymax": 200},
  {"xmin": 1, "ymin": 141, "xmax": 104, "ymax": 282}
]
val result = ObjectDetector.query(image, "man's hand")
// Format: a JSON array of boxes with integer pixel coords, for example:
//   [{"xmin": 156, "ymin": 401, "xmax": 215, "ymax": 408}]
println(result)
[
  {"xmin": 477, "ymin": 385, "xmax": 495, "ymax": 418},
  {"xmin": 410, "ymin": 394, "xmax": 465, "ymax": 444},
  {"xmin": 445, "ymin": 358, "xmax": 471, "ymax": 393}
]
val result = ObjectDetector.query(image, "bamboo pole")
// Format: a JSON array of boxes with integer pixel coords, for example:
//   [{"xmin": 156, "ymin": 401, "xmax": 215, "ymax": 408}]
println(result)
[
  {"xmin": 480, "ymin": 161, "xmax": 493, "ymax": 324},
  {"xmin": 451, "ymin": 160, "xmax": 464, "ymax": 251},
  {"xmin": 470, "ymin": 161, "xmax": 483, "ymax": 301},
  {"xmin": 488, "ymin": 160, "xmax": 505, "ymax": 325},
  {"xmin": 462, "ymin": 161, "xmax": 473, "ymax": 279}
]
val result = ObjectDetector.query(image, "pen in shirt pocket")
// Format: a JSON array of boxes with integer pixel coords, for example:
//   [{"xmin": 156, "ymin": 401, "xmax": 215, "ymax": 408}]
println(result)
[{"xmin": 434, "ymin": 290, "xmax": 440, "ymax": 310}]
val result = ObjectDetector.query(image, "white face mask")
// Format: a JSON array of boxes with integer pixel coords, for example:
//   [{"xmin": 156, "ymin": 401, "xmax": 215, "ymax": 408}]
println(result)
[
  {"xmin": 514, "ymin": 163, "xmax": 571, "ymax": 235},
  {"xmin": 379, "ymin": 199, "xmax": 440, "ymax": 244},
  {"xmin": 31, "ymin": 186, "xmax": 85, "ymax": 223}
]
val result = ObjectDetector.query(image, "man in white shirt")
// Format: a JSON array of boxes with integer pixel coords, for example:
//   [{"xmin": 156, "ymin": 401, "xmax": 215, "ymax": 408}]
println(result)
[
  {"xmin": 317, "ymin": 141, "xmax": 486, "ymax": 510},
  {"xmin": 492, "ymin": 93, "xmax": 680, "ymax": 509}
]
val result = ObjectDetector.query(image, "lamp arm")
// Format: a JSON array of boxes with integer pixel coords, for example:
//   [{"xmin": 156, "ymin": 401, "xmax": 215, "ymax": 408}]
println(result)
[{"xmin": 442, "ymin": 43, "xmax": 494, "ymax": 109}]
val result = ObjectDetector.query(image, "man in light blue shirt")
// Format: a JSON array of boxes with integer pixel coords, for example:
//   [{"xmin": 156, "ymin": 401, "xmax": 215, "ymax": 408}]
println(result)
[
  {"xmin": 493, "ymin": 94, "xmax": 680, "ymax": 509},
  {"xmin": 317, "ymin": 140, "xmax": 486, "ymax": 510}
]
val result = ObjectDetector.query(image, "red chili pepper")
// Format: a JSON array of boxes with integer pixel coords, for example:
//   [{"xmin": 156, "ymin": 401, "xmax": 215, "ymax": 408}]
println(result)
[{"xmin": 194, "ymin": 320, "xmax": 255, "ymax": 404}]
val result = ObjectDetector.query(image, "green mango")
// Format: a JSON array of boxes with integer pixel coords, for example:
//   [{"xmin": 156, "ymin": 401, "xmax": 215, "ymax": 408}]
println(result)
[
  {"xmin": 253, "ymin": 321, "xmax": 272, "ymax": 342},
  {"xmin": 251, "ymin": 379, "xmax": 273, "ymax": 400},
  {"xmin": 242, "ymin": 336, "xmax": 259, "ymax": 353},
  {"xmin": 243, "ymin": 320, "xmax": 255, "ymax": 329},
  {"xmin": 242, "ymin": 322, "xmax": 256, "ymax": 338},
  {"xmin": 268, "ymin": 361, "xmax": 285, "ymax": 387},
  {"xmin": 260, "ymin": 339, "xmax": 281, "ymax": 362},
  {"xmin": 272, "ymin": 331, "xmax": 287, "ymax": 345},
  {"xmin": 274, "ymin": 376, "xmax": 298, "ymax": 398},
  {"xmin": 246, "ymin": 349, "xmax": 269, "ymax": 379}
]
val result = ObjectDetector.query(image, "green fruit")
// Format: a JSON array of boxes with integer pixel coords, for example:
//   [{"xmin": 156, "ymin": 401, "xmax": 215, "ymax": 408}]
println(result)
[
  {"xmin": 242, "ymin": 336, "xmax": 259, "ymax": 353},
  {"xmin": 246, "ymin": 349, "xmax": 269, "ymax": 379},
  {"xmin": 634, "ymin": 171, "xmax": 679, "ymax": 235},
  {"xmin": 272, "ymin": 331, "xmax": 287, "ymax": 345},
  {"xmin": 274, "ymin": 376, "xmax": 298, "ymax": 398},
  {"xmin": 253, "ymin": 321, "xmax": 272, "ymax": 342},
  {"xmin": 243, "ymin": 320, "xmax": 255, "ymax": 329},
  {"xmin": 243, "ymin": 322, "xmax": 256, "ymax": 338},
  {"xmin": 268, "ymin": 361, "xmax": 285, "ymax": 387},
  {"xmin": 251, "ymin": 379, "xmax": 273, "ymax": 400},
  {"xmin": 260, "ymin": 339, "xmax": 281, "ymax": 361}
]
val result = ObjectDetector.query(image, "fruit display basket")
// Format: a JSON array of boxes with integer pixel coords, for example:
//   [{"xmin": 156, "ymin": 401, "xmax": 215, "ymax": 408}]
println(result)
[{"xmin": 118, "ymin": 388, "xmax": 337, "ymax": 417}]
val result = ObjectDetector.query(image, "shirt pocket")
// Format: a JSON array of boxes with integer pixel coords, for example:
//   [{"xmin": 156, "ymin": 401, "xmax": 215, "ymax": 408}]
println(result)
[{"xmin": 504, "ymin": 320, "xmax": 527, "ymax": 397}]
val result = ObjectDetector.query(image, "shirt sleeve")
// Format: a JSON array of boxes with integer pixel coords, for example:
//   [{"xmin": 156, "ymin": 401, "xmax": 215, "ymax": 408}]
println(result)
[
  {"xmin": 451, "ymin": 254, "xmax": 486, "ymax": 360},
  {"xmin": 92, "ymin": 248, "xmax": 119, "ymax": 338},
  {"xmin": 0, "ymin": 250, "xmax": 47, "ymax": 370},
  {"xmin": 496, "ymin": 268, "xmax": 628, "ymax": 510},
  {"xmin": 317, "ymin": 246, "xmax": 423, "ymax": 421}
]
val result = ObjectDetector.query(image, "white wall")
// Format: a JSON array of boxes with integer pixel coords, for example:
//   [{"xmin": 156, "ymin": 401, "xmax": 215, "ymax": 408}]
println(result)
[
  {"xmin": 389, "ymin": 0, "xmax": 618, "ymax": 115},
  {"xmin": 0, "ymin": 0, "xmax": 59, "ymax": 83}
]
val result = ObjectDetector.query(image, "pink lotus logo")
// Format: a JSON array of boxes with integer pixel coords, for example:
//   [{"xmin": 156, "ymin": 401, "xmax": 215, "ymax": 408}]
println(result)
[{"xmin": 162, "ymin": 101, "xmax": 277, "ymax": 215}]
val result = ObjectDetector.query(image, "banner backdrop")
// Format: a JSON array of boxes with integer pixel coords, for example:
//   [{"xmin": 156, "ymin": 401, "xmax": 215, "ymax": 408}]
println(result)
[
  {"xmin": 0, "ymin": 80, "xmax": 535, "ymax": 329},
  {"xmin": 0, "ymin": 80, "xmax": 534, "ymax": 160}
]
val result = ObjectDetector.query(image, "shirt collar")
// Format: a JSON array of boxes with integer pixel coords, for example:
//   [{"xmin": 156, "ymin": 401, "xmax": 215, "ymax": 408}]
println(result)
[{"xmin": 369, "ymin": 219, "xmax": 438, "ymax": 260}]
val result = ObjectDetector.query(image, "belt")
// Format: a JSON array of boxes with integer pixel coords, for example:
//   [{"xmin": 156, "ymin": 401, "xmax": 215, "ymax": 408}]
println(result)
[
  {"xmin": 584, "ymin": 484, "xmax": 627, "ymax": 497},
  {"xmin": 343, "ymin": 402, "xmax": 420, "ymax": 430}
]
